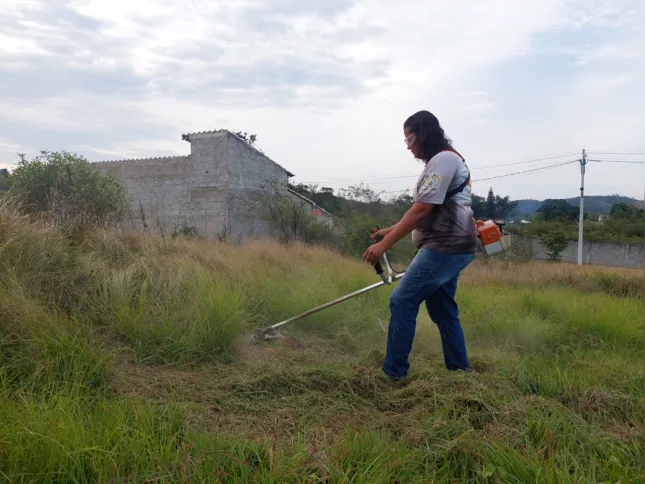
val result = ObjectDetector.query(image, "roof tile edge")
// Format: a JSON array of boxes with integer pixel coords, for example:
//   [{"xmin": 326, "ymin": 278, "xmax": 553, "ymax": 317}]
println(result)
[{"xmin": 91, "ymin": 155, "xmax": 191, "ymax": 164}]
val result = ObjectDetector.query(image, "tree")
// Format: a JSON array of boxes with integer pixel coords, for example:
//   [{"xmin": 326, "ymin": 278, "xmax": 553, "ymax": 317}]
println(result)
[
  {"xmin": 610, "ymin": 202, "xmax": 644, "ymax": 220},
  {"xmin": 473, "ymin": 188, "xmax": 517, "ymax": 221},
  {"xmin": 390, "ymin": 193, "xmax": 414, "ymax": 219},
  {"xmin": 537, "ymin": 199, "xmax": 579, "ymax": 222},
  {"xmin": 339, "ymin": 183, "xmax": 384, "ymax": 204},
  {"xmin": 471, "ymin": 194, "xmax": 487, "ymax": 219},
  {"xmin": 486, "ymin": 187, "xmax": 496, "ymax": 219},
  {"xmin": 494, "ymin": 194, "xmax": 518, "ymax": 221},
  {"xmin": 9, "ymin": 151, "xmax": 128, "ymax": 236},
  {"xmin": 250, "ymin": 184, "xmax": 337, "ymax": 247},
  {"xmin": 0, "ymin": 168, "xmax": 10, "ymax": 191},
  {"xmin": 538, "ymin": 229, "xmax": 569, "ymax": 261}
]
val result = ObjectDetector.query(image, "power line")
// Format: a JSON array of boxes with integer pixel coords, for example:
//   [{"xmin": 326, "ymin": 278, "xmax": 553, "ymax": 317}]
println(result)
[
  {"xmin": 589, "ymin": 159, "xmax": 645, "ymax": 164},
  {"xmin": 300, "ymin": 159, "xmax": 580, "ymax": 190},
  {"xmin": 296, "ymin": 152, "xmax": 580, "ymax": 185},
  {"xmin": 471, "ymin": 159, "xmax": 579, "ymax": 182},
  {"xmin": 338, "ymin": 159, "xmax": 580, "ymax": 197},
  {"xmin": 587, "ymin": 151, "xmax": 645, "ymax": 156},
  {"xmin": 321, "ymin": 154, "xmax": 638, "ymax": 198},
  {"xmin": 297, "ymin": 151, "xmax": 640, "ymax": 192},
  {"xmin": 472, "ymin": 152, "xmax": 580, "ymax": 169},
  {"xmin": 298, "ymin": 173, "xmax": 419, "ymax": 185}
]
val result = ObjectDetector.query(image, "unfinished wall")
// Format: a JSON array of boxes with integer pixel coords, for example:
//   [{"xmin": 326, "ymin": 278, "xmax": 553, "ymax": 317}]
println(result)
[
  {"xmin": 92, "ymin": 130, "xmax": 296, "ymax": 242},
  {"xmin": 93, "ymin": 155, "xmax": 205, "ymax": 238},
  {"xmin": 524, "ymin": 236, "xmax": 644, "ymax": 269},
  {"xmin": 226, "ymin": 133, "xmax": 291, "ymax": 243},
  {"xmin": 186, "ymin": 131, "xmax": 231, "ymax": 239}
]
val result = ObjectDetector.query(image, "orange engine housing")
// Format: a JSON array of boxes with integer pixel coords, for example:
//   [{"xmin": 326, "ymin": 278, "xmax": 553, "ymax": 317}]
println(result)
[{"xmin": 476, "ymin": 220, "xmax": 506, "ymax": 256}]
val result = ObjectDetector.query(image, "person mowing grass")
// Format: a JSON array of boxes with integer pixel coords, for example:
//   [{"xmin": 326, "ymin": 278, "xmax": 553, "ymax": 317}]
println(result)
[{"xmin": 363, "ymin": 110, "xmax": 478, "ymax": 380}]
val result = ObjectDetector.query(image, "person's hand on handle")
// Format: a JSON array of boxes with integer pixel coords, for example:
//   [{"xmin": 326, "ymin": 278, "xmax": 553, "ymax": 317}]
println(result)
[
  {"xmin": 365, "ymin": 224, "xmax": 397, "ymax": 264},
  {"xmin": 370, "ymin": 226, "xmax": 393, "ymax": 241},
  {"xmin": 363, "ymin": 242, "xmax": 387, "ymax": 264}
]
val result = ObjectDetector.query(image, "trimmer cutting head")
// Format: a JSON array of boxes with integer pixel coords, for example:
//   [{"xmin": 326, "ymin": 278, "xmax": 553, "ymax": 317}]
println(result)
[{"xmin": 252, "ymin": 327, "xmax": 283, "ymax": 342}]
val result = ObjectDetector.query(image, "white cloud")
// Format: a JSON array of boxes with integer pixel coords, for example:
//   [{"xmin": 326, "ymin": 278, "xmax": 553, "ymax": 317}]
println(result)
[{"xmin": 0, "ymin": 0, "xmax": 643, "ymax": 201}]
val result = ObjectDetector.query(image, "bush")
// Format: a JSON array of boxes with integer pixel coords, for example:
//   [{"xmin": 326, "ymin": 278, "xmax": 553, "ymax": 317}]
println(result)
[
  {"xmin": 538, "ymin": 229, "xmax": 569, "ymax": 261},
  {"xmin": 251, "ymin": 187, "xmax": 339, "ymax": 248},
  {"xmin": 0, "ymin": 168, "xmax": 10, "ymax": 191},
  {"xmin": 9, "ymin": 151, "xmax": 128, "ymax": 237}
]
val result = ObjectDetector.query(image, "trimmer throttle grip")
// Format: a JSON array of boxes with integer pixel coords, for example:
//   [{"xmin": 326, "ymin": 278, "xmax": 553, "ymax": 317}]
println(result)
[
  {"xmin": 370, "ymin": 225, "xmax": 385, "ymax": 276},
  {"xmin": 374, "ymin": 261, "xmax": 384, "ymax": 275},
  {"xmin": 370, "ymin": 225, "xmax": 383, "ymax": 243}
]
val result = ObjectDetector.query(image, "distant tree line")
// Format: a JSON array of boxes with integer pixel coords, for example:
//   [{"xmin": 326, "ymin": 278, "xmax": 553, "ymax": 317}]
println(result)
[
  {"xmin": 2, "ymin": 145, "xmax": 640, "ymax": 252},
  {"xmin": 510, "ymin": 198, "xmax": 644, "ymax": 244},
  {"xmin": 289, "ymin": 183, "xmax": 518, "ymax": 223}
]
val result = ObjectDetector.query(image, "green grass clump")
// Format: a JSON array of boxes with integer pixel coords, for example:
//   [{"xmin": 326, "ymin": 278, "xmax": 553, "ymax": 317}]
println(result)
[
  {"xmin": 0, "ymin": 290, "xmax": 108, "ymax": 397},
  {"xmin": 95, "ymin": 259, "xmax": 244, "ymax": 364}
]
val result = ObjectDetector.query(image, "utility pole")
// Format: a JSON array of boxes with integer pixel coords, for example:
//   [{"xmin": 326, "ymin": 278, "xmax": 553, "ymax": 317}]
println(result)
[{"xmin": 577, "ymin": 149, "xmax": 587, "ymax": 265}]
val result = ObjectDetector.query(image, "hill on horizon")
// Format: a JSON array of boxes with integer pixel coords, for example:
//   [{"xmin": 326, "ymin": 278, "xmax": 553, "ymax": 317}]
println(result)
[{"xmin": 511, "ymin": 194, "xmax": 644, "ymax": 219}]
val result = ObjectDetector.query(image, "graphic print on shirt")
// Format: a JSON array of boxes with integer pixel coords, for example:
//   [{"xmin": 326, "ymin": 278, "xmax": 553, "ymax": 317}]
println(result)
[{"xmin": 414, "ymin": 173, "xmax": 442, "ymax": 200}]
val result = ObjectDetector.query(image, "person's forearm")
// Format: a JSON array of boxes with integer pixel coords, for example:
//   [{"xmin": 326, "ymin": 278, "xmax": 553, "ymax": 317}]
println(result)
[{"xmin": 381, "ymin": 204, "xmax": 432, "ymax": 249}]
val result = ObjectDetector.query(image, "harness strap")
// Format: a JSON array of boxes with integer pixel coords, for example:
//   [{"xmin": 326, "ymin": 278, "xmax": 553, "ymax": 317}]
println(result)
[
  {"xmin": 440, "ymin": 148, "xmax": 471, "ymax": 201},
  {"xmin": 446, "ymin": 173, "xmax": 471, "ymax": 198}
]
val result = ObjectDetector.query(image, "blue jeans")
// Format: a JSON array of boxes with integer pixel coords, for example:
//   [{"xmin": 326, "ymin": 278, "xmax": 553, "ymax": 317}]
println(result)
[{"xmin": 383, "ymin": 248, "xmax": 474, "ymax": 379}]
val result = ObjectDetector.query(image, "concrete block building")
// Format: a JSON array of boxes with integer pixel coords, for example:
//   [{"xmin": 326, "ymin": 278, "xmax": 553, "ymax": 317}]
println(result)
[{"xmin": 92, "ymin": 129, "xmax": 327, "ymax": 243}]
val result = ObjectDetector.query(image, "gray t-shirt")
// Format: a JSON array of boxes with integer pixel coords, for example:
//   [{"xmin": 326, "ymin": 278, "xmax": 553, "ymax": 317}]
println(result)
[{"xmin": 411, "ymin": 149, "xmax": 478, "ymax": 254}]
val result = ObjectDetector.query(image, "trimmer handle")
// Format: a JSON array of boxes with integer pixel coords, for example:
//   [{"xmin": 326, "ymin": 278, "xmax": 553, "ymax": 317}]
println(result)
[
  {"xmin": 370, "ymin": 225, "xmax": 385, "ymax": 276},
  {"xmin": 370, "ymin": 225, "xmax": 383, "ymax": 243}
]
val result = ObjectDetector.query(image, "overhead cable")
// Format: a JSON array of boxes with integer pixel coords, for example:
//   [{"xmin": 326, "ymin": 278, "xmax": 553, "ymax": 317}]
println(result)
[
  {"xmin": 588, "ymin": 159, "xmax": 644, "ymax": 164},
  {"xmin": 296, "ymin": 152, "xmax": 581, "ymax": 185}
]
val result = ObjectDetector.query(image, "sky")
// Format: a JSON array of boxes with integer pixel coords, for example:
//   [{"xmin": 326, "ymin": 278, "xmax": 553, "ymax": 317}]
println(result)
[{"xmin": 1, "ymin": 0, "xmax": 644, "ymax": 202}]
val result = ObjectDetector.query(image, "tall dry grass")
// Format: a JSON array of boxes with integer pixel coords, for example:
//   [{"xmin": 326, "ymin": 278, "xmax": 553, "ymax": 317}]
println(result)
[
  {"xmin": 2, "ymin": 195, "xmax": 642, "ymax": 367},
  {"xmin": 464, "ymin": 257, "xmax": 643, "ymax": 299}
]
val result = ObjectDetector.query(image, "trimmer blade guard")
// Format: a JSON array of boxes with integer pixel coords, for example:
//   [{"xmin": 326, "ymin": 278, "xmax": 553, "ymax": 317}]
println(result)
[{"xmin": 253, "ymin": 327, "xmax": 283, "ymax": 342}]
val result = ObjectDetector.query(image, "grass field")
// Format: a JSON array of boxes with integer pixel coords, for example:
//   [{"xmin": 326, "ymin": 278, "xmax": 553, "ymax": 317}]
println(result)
[{"xmin": 1, "ymin": 201, "xmax": 644, "ymax": 483}]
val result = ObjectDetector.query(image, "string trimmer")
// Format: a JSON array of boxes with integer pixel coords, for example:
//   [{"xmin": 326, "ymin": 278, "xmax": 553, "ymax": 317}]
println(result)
[{"xmin": 252, "ymin": 226, "xmax": 405, "ymax": 341}]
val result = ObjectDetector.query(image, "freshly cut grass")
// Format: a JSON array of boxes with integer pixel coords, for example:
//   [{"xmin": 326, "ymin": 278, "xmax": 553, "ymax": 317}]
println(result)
[{"xmin": 1, "ymin": 202, "xmax": 644, "ymax": 482}]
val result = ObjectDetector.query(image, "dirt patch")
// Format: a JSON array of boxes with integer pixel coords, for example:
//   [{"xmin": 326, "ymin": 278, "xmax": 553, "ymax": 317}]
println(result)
[
  {"xmin": 559, "ymin": 388, "xmax": 636, "ymax": 422},
  {"xmin": 449, "ymin": 396, "xmax": 496, "ymax": 430},
  {"xmin": 236, "ymin": 332, "xmax": 348, "ymax": 368},
  {"xmin": 605, "ymin": 420, "xmax": 642, "ymax": 443}
]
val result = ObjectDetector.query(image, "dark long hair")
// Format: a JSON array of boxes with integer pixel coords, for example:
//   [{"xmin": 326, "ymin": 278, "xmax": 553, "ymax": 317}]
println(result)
[{"xmin": 404, "ymin": 110, "xmax": 452, "ymax": 162}]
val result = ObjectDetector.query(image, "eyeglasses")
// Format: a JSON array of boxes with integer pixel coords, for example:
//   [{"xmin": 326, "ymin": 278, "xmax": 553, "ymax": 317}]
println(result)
[{"xmin": 404, "ymin": 133, "xmax": 416, "ymax": 148}]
